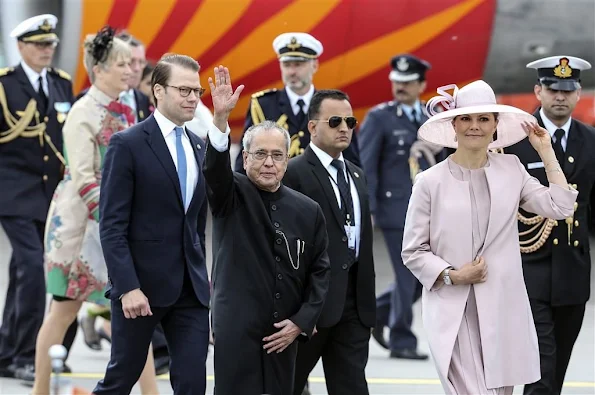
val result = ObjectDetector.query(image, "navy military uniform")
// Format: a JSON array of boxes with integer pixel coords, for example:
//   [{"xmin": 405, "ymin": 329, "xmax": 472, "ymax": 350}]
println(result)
[
  {"xmin": 0, "ymin": 14, "xmax": 74, "ymax": 379},
  {"xmin": 234, "ymin": 32, "xmax": 360, "ymax": 173},
  {"xmin": 359, "ymin": 54, "xmax": 443, "ymax": 360},
  {"xmin": 504, "ymin": 56, "xmax": 594, "ymax": 395}
]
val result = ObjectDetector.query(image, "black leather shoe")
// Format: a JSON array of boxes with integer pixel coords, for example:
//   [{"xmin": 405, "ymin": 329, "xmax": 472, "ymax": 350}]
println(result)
[
  {"xmin": 371, "ymin": 326, "xmax": 389, "ymax": 350},
  {"xmin": 390, "ymin": 348, "xmax": 429, "ymax": 360},
  {"xmin": 154, "ymin": 355, "xmax": 170, "ymax": 376},
  {"xmin": 15, "ymin": 364, "xmax": 35, "ymax": 382}
]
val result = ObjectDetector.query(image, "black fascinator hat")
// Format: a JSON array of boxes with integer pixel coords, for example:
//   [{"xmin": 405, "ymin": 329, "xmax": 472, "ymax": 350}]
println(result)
[{"xmin": 91, "ymin": 25, "xmax": 116, "ymax": 65}]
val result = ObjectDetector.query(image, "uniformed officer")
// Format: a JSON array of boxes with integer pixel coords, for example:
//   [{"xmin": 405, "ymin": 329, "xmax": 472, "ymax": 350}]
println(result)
[
  {"xmin": 504, "ymin": 56, "xmax": 595, "ymax": 395},
  {"xmin": 359, "ymin": 54, "xmax": 443, "ymax": 360},
  {"xmin": 233, "ymin": 32, "xmax": 361, "ymax": 173},
  {"xmin": 0, "ymin": 14, "xmax": 74, "ymax": 380}
]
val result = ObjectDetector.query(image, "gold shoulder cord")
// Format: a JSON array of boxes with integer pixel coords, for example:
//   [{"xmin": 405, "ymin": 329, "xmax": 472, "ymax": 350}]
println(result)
[
  {"xmin": 250, "ymin": 96, "xmax": 266, "ymax": 126},
  {"xmin": 0, "ymin": 82, "xmax": 65, "ymax": 165}
]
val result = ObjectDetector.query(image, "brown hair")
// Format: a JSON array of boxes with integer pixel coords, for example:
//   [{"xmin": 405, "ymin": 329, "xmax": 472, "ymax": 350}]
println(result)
[{"xmin": 151, "ymin": 53, "xmax": 200, "ymax": 106}]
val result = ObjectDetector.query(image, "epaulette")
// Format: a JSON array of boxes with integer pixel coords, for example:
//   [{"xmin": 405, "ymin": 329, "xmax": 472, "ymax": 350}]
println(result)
[
  {"xmin": 0, "ymin": 67, "xmax": 15, "ymax": 78},
  {"xmin": 48, "ymin": 67, "xmax": 71, "ymax": 81},
  {"xmin": 372, "ymin": 101, "xmax": 393, "ymax": 111},
  {"xmin": 251, "ymin": 88, "xmax": 277, "ymax": 99}
]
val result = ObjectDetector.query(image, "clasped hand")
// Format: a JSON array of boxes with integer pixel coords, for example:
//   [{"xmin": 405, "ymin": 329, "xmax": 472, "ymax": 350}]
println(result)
[
  {"xmin": 262, "ymin": 319, "xmax": 302, "ymax": 354},
  {"xmin": 450, "ymin": 256, "xmax": 488, "ymax": 285}
]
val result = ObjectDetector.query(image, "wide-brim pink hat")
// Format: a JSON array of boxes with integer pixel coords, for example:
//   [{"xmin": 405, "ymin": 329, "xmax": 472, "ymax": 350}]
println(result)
[{"xmin": 418, "ymin": 80, "xmax": 537, "ymax": 150}]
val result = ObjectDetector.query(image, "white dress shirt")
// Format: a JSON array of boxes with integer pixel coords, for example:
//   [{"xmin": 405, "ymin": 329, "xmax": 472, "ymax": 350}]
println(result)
[
  {"xmin": 309, "ymin": 142, "xmax": 362, "ymax": 257},
  {"xmin": 21, "ymin": 61, "xmax": 48, "ymax": 96},
  {"xmin": 153, "ymin": 109, "xmax": 199, "ymax": 211},
  {"xmin": 285, "ymin": 84, "xmax": 315, "ymax": 116},
  {"xmin": 540, "ymin": 108, "xmax": 571, "ymax": 151}
]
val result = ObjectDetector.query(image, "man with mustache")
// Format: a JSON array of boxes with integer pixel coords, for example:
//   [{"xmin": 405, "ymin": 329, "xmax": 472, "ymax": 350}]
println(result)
[
  {"xmin": 234, "ymin": 32, "xmax": 361, "ymax": 173},
  {"xmin": 0, "ymin": 14, "xmax": 74, "ymax": 381},
  {"xmin": 358, "ymin": 54, "xmax": 444, "ymax": 360},
  {"xmin": 504, "ymin": 55, "xmax": 595, "ymax": 395}
]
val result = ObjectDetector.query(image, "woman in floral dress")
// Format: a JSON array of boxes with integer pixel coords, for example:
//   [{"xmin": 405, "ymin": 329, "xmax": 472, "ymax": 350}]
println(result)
[{"xmin": 31, "ymin": 26, "xmax": 158, "ymax": 395}]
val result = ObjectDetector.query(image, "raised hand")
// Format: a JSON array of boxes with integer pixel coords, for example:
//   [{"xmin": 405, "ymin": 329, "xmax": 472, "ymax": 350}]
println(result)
[
  {"xmin": 522, "ymin": 121, "xmax": 552, "ymax": 155},
  {"xmin": 208, "ymin": 65, "xmax": 244, "ymax": 116}
]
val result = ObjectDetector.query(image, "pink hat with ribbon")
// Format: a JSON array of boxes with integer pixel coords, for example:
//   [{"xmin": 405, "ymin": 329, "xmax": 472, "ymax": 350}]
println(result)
[{"xmin": 418, "ymin": 80, "xmax": 537, "ymax": 149}]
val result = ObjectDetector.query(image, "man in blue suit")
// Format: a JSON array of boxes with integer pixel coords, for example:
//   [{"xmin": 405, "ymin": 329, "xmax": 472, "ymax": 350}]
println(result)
[
  {"xmin": 92, "ymin": 54, "xmax": 211, "ymax": 394},
  {"xmin": 359, "ymin": 54, "xmax": 444, "ymax": 360}
]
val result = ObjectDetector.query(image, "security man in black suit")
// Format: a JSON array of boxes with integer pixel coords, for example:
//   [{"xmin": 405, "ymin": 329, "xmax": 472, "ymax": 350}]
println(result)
[
  {"xmin": 284, "ymin": 89, "xmax": 375, "ymax": 395},
  {"xmin": 504, "ymin": 55, "xmax": 595, "ymax": 395},
  {"xmin": 234, "ymin": 32, "xmax": 361, "ymax": 173},
  {"xmin": 0, "ymin": 14, "xmax": 74, "ymax": 380},
  {"xmin": 359, "ymin": 54, "xmax": 442, "ymax": 360}
]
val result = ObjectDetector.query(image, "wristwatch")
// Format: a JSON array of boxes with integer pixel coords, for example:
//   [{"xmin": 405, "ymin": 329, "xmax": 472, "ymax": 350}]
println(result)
[{"xmin": 443, "ymin": 267, "xmax": 454, "ymax": 285}]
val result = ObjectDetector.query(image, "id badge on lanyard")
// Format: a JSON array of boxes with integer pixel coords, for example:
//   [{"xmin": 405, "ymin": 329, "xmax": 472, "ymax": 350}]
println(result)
[{"xmin": 344, "ymin": 214, "xmax": 356, "ymax": 250}]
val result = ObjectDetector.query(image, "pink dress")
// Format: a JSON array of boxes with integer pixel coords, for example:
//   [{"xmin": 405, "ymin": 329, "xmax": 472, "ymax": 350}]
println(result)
[{"xmin": 446, "ymin": 156, "xmax": 513, "ymax": 395}]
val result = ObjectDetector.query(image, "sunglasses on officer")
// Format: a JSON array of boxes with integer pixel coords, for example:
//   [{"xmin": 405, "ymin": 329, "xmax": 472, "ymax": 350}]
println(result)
[{"xmin": 312, "ymin": 116, "xmax": 358, "ymax": 129}]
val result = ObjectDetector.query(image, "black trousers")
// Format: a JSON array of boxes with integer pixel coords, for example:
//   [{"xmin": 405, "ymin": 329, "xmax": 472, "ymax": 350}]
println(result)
[
  {"xmin": 0, "ymin": 216, "xmax": 46, "ymax": 367},
  {"xmin": 523, "ymin": 299, "xmax": 586, "ymax": 395},
  {"xmin": 293, "ymin": 269, "xmax": 370, "ymax": 395}
]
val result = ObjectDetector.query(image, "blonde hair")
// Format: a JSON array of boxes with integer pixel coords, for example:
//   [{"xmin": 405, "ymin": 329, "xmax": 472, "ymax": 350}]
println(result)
[{"xmin": 83, "ymin": 35, "xmax": 131, "ymax": 83}]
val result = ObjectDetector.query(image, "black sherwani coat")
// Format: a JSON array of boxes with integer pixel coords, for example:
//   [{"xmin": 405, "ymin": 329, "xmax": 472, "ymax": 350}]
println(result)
[{"xmin": 203, "ymin": 140, "xmax": 331, "ymax": 395}]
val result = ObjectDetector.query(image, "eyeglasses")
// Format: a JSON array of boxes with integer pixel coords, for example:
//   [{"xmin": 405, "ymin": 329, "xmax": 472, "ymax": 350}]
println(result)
[
  {"xmin": 247, "ymin": 151, "xmax": 287, "ymax": 162},
  {"xmin": 313, "ymin": 116, "xmax": 358, "ymax": 129},
  {"xmin": 166, "ymin": 85, "xmax": 206, "ymax": 98}
]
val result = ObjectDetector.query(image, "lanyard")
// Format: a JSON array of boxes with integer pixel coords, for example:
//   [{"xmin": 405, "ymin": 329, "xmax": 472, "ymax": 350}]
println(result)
[{"xmin": 325, "ymin": 165, "xmax": 354, "ymax": 226}]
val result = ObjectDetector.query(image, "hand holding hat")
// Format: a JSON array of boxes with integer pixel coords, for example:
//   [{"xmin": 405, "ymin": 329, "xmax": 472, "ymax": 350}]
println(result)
[{"xmin": 521, "ymin": 121, "xmax": 552, "ymax": 155}]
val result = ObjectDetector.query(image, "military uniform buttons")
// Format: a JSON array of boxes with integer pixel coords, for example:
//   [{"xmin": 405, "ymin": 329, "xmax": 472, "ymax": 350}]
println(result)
[
  {"xmin": 575, "ymin": 220, "xmax": 579, "ymax": 227},
  {"xmin": 568, "ymin": 156, "xmax": 574, "ymax": 163},
  {"xmin": 299, "ymin": 148, "xmax": 305, "ymax": 154},
  {"xmin": 298, "ymin": 131, "xmax": 304, "ymax": 137},
  {"xmin": 554, "ymin": 220, "xmax": 558, "ymax": 226},
  {"xmin": 386, "ymin": 191, "xmax": 392, "ymax": 198},
  {"xmin": 44, "ymin": 116, "xmax": 49, "ymax": 122},
  {"xmin": 398, "ymin": 139, "xmax": 404, "ymax": 146},
  {"xmin": 572, "ymin": 184, "xmax": 577, "ymax": 189},
  {"xmin": 574, "ymin": 240, "xmax": 579, "ymax": 247},
  {"xmin": 341, "ymin": 263, "xmax": 348, "ymax": 270},
  {"xmin": 271, "ymin": 204, "xmax": 277, "ymax": 211},
  {"xmin": 275, "ymin": 256, "xmax": 281, "ymax": 262},
  {"xmin": 42, "ymin": 175, "xmax": 48, "ymax": 181},
  {"xmin": 43, "ymin": 155, "xmax": 49, "ymax": 162},
  {"xmin": 553, "ymin": 238, "xmax": 558, "ymax": 245},
  {"xmin": 276, "ymin": 238, "xmax": 282, "ymax": 245},
  {"xmin": 274, "ymin": 222, "xmax": 280, "ymax": 228},
  {"xmin": 277, "ymin": 273, "xmax": 283, "ymax": 280},
  {"xmin": 273, "ymin": 311, "xmax": 279, "ymax": 318},
  {"xmin": 275, "ymin": 293, "xmax": 281, "ymax": 299}
]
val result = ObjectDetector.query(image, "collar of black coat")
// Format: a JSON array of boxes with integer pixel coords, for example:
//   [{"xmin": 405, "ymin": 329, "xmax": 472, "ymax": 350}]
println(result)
[{"xmin": 256, "ymin": 182, "xmax": 284, "ymax": 201}]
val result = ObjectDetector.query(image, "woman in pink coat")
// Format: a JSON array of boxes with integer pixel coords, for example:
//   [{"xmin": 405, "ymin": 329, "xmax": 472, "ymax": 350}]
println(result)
[{"xmin": 401, "ymin": 80, "xmax": 578, "ymax": 394}]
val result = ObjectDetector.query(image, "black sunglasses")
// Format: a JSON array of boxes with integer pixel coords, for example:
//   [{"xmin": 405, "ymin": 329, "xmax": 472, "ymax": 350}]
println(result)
[{"xmin": 313, "ymin": 116, "xmax": 358, "ymax": 129}]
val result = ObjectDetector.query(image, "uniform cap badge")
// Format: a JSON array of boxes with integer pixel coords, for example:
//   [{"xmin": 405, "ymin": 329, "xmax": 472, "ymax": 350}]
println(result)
[{"xmin": 553, "ymin": 57, "xmax": 573, "ymax": 78}]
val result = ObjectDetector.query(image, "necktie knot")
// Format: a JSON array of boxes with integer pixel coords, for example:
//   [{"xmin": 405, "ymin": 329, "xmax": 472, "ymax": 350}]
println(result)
[
  {"xmin": 297, "ymin": 99, "xmax": 305, "ymax": 111},
  {"xmin": 554, "ymin": 128, "xmax": 565, "ymax": 141},
  {"xmin": 331, "ymin": 159, "xmax": 344, "ymax": 171},
  {"xmin": 175, "ymin": 126, "xmax": 184, "ymax": 138}
]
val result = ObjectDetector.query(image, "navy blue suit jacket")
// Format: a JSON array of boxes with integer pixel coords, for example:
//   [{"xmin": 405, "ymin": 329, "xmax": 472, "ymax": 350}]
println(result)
[{"xmin": 99, "ymin": 114, "xmax": 210, "ymax": 308}]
